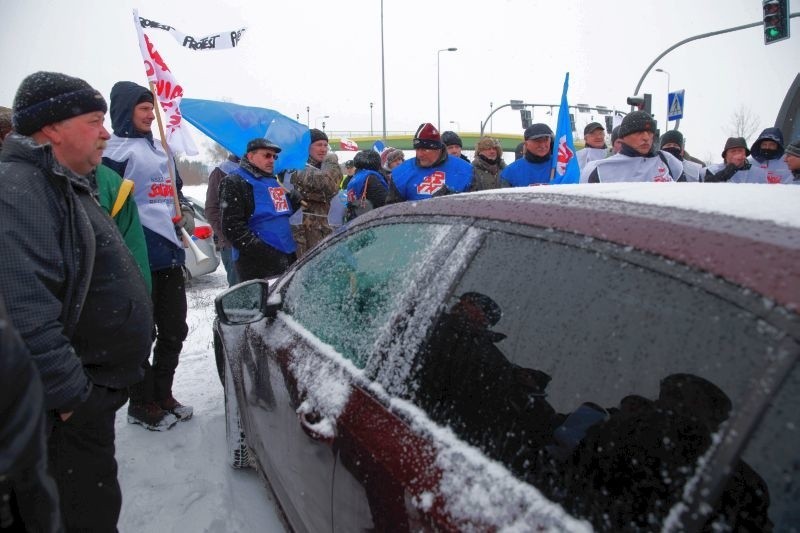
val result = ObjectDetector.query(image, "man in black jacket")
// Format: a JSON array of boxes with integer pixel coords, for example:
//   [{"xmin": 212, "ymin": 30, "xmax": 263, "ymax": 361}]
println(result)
[
  {"xmin": 0, "ymin": 71, "xmax": 153, "ymax": 531},
  {"xmin": 220, "ymin": 138, "xmax": 302, "ymax": 281},
  {"xmin": 0, "ymin": 295, "xmax": 62, "ymax": 533}
]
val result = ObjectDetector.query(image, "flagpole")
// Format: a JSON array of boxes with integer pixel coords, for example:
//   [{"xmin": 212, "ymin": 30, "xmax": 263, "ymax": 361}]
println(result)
[{"xmin": 147, "ymin": 82, "xmax": 183, "ymax": 223}]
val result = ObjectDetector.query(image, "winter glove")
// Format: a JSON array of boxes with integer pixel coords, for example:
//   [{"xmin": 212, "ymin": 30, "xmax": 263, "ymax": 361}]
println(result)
[
  {"xmin": 287, "ymin": 188, "xmax": 306, "ymax": 210},
  {"xmin": 177, "ymin": 204, "xmax": 195, "ymax": 234}
]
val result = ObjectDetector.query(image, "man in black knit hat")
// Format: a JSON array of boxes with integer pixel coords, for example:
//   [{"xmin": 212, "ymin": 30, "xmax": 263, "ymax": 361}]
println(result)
[
  {"xmin": 659, "ymin": 129, "xmax": 704, "ymax": 182},
  {"xmin": 784, "ymin": 140, "xmax": 800, "ymax": 182},
  {"xmin": 0, "ymin": 71, "xmax": 153, "ymax": 531},
  {"xmin": 581, "ymin": 111, "xmax": 685, "ymax": 183}
]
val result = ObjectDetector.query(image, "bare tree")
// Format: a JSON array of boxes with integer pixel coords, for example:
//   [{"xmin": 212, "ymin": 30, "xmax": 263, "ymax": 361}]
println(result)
[
  {"xmin": 205, "ymin": 140, "xmax": 229, "ymax": 164},
  {"xmin": 726, "ymin": 105, "xmax": 761, "ymax": 144}
]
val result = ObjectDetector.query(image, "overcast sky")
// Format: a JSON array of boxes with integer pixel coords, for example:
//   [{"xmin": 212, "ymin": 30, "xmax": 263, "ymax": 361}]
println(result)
[{"xmin": 1, "ymin": 0, "xmax": 797, "ymax": 162}]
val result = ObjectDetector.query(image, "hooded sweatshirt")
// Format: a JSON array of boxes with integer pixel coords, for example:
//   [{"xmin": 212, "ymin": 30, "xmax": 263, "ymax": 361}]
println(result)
[
  {"xmin": 103, "ymin": 81, "xmax": 185, "ymax": 270},
  {"xmin": 734, "ymin": 127, "xmax": 792, "ymax": 184}
]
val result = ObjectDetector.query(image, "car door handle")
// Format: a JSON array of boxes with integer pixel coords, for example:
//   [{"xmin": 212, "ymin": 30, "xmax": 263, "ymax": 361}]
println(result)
[{"xmin": 298, "ymin": 411, "xmax": 336, "ymax": 443}]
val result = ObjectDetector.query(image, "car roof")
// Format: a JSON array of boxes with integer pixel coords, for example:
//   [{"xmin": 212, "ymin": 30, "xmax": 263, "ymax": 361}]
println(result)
[{"xmin": 361, "ymin": 184, "xmax": 800, "ymax": 311}]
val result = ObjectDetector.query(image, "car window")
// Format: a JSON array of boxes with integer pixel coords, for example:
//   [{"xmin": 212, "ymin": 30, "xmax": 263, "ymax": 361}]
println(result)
[
  {"xmin": 736, "ymin": 362, "xmax": 799, "ymax": 531},
  {"xmin": 409, "ymin": 229, "xmax": 790, "ymax": 530},
  {"xmin": 283, "ymin": 222, "xmax": 451, "ymax": 368}
]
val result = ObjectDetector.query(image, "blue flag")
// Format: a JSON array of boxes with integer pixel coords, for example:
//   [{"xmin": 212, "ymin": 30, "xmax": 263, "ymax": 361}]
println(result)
[
  {"xmin": 372, "ymin": 140, "xmax": 385, "ymax": 153},
  {"xmin": 550, "ymin": 73, "xmax": 580, "ymax": 184},
  {"xmin": 181, "ymin": 98, "xmax": 309, "ymax": 174}
]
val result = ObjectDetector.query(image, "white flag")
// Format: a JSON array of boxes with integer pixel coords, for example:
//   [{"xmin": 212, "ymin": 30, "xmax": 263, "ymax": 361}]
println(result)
[{"xmin": 132, "ymin": 9, "xmax": 198, "ymax": 156}]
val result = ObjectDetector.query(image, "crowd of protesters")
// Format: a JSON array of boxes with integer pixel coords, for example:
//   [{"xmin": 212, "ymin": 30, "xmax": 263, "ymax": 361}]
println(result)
[{"xmin": 0, "ymin": 66, "xmax": 799, "ymax": 532}]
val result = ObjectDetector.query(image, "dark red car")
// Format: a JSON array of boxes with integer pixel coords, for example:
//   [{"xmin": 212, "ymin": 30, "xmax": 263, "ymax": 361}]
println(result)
[{"xmin": 214, "ymin": 184, "xmax": 800, "ymax": 532}]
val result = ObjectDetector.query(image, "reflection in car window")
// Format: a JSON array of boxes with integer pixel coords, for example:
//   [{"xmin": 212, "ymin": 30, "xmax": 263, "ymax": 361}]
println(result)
[
  {"xmin": 284, "ymin": 223, "xmax": 450, "ymax": 368},
  {"xmin": 411, "ymin": 230, "xmax": 790, "ymax": 531}
]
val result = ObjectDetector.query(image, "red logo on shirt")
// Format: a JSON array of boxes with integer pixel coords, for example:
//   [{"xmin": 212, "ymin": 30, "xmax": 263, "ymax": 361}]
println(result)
[
  {"xmin": 653, "ymin": 165, "xmax": 670, "ymax": 182},
  {"xmin": 269, "ymin": 187, "xmax": 289, "ymax": 212},
  {"xmin": 767, "ymin": 172, "xmax": 782, "ymax": 184},
  {"xmin": 417, "ymin": 171, "xmax": 445, "ymax": 195}
]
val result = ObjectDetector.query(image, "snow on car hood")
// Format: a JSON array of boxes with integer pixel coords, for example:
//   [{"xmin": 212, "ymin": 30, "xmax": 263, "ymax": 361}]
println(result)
[{"xmin": 467, "ymin": 183, "xmax": 800, "ymax": 230}]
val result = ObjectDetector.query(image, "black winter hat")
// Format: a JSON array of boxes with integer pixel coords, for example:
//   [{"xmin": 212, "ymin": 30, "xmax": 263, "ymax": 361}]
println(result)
[
  {"xmin": 353, "ymin": 149, "xmax": 382, "ymax": 171},
  {"xmin": 659, "ymin": 130, "xmax": 684, "ymax": 148},
  {"xmin": 785, "ymin": 140, "xmax": 800, "ymax": 158},
  {"xmin": 583, "ymin": 122, "xmax": 604, "ymax": 135},
  {"xmin": 524, "ymin": 123, "xmax": 553, "ymax": 141},
  {"xmin": 721, "ymin": 137, "xmax": 750, "ymax": 159},
  {"xmin": 610, "ymin": 125, "xmax": 621, "ymax": 144},
  {"xmin": 12, "ymin": 71, "xmax": 107, "ymax": 136},
  {"xmin": 618, "ymin": 111, "xmax": 655, "ymax": 139},
  {"xmin": 309, "ymin": 128, "xmax": 328, "ymax": 144},
  {"xmin": 246, "ymin": 137, "xmax": 282, "ymax": 153},
  {"xmin": 441, "ymin": 130, "xmax": 463, "ymax": 147}
]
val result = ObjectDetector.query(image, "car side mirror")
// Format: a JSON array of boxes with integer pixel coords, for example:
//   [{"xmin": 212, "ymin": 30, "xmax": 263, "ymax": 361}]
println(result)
[{"xmin": 215, "ymin": 279, "xmax": 278, "ymax": 325}]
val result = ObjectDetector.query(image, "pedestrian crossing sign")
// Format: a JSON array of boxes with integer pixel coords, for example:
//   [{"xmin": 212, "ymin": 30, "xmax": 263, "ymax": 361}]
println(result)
[{"xmin": 668, "ymin": 90, "xmax": 684, "ymax": 121}]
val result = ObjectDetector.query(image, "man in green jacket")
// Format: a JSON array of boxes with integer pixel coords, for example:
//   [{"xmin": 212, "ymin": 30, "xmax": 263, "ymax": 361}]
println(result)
[{"xmin": 93, "ymin": 164, "xmax": 152, "ymax": 292}]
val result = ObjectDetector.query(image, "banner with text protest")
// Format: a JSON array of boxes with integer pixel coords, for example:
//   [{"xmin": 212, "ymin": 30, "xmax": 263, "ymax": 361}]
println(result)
[
  {"xmin": 132, "ymin": 9, "xmax": 198, "ymax": 155},
  {"xmin": 138, "ymin": 15, "xmax": 246, "ymax": 51}
]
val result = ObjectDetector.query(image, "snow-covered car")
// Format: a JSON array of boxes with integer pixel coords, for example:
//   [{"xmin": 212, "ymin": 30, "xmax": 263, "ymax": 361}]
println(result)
[
  {"xmin": 213, "ymin": 183, "xmax": 799, "ymax": 532},
  {"xmin": 183, "ymin": 196, "xmax": 220, "ymax": 279}
]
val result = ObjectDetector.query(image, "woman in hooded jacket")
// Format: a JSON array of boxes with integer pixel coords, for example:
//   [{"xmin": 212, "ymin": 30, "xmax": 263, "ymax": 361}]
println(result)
[{"xmin": 470, "ymin": 136, "xmax": 506, "ymax": 191}]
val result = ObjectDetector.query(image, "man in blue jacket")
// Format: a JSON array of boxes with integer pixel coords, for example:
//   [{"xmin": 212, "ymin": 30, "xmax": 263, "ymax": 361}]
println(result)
[
  {"xmin": 500, "ymin": 123, "xmax": 554, "ymax": 187},
  {"xmin": 387, "ymin": 123, "xmax": 473, "ymax": 202},
  {"xmin": 103, "ymin": 81, "xmax": 194, "ymax": 430}
]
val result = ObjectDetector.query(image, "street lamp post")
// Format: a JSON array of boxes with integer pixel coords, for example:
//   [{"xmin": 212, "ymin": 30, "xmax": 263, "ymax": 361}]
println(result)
[
  {"xmin": 306, "ymin": 106, "xmax": 310, "ymax": 128},
  {"xmin": 489, "ymin": 102, "xmax": 493, "ymax": 133},
  {"xmin": 437, "ymin": 47, "xmax": 457, "ymax": 131},
  {"xmin": 655, "ymin": 68, "xmax": 670, "ymax": 125},
  {"xmin": 315, "ymin": 115, "xmax": 330, "ymax": 130},
  {"xmin": 370, "ymin": 102, "xmax": 374, "ymax": 136}
]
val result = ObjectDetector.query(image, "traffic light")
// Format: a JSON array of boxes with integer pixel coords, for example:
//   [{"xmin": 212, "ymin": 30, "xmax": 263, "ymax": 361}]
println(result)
[
  {"xmin": 626, "ymin": 94, "xmax": 652, "ymax": 115},
  {"xmin": 520, "ymin": 109, "xmax": 532, "ymax": 129},
  {"xmin": 763, "ymin": 0, "xmax": 790, "ymax": 44}
]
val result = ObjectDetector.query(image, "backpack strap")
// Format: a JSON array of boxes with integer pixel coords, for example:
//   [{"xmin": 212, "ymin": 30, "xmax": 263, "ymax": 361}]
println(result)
[{"xmin": 111, "ymin": 179, "xmax": 135, "ymax": 218}]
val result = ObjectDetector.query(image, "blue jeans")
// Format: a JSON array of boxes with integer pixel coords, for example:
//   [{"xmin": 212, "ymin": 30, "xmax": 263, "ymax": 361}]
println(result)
[{"xmin": 221, "ymin": 247, "xmax": 239, "ymax": 287}]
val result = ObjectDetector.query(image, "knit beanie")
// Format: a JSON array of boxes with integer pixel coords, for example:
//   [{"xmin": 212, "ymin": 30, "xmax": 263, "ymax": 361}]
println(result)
[
  {"xmin": 659, "ymin": 130, "xmax": 684, "ymax": 148},
  {"xmin": 618, "ymin": 111, "xmax": 655, "ymax": 139},
  {"xmin": 721, "ymin": 137, "xmax": 750, "ymax": 159},
  {"xmin": 309, "ymin": 128, "xmax": 328, "ymax": 144},
  {"xmin": 380, "ymin": 147, "xmax": 404, "ymax": 171},
  {"xmin": 441, "ymin": 130, "xmax": 463, "ymax": 147},
  {"xmin": 610, "ymin": 126, "xmax": 621, "ymax": 144},
  {"xmin": 353, "ymin": 149, "xmax": 381, "ymax": 171},
  {"xmin": 413, "ymin": 123, "xmax": 443, "ymax": 150},
  {"xmin": 785, "ymin": 140, "xmax": 800, "ymax": 158},
  {"xmin": 12, "ymin": 71, "xmax": 107, "ymax": 136}
]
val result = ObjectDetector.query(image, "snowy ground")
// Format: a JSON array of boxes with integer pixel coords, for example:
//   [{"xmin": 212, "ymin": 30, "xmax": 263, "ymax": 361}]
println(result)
[{"xmin": 114, "ymin": 265, "xmax": 287, "ymax": 532}]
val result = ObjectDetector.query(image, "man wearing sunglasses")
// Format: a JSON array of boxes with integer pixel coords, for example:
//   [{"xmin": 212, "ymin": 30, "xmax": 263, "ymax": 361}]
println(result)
[{"xmin": 219, "ymin": 138, "xmax": 304, "ymax": 282}]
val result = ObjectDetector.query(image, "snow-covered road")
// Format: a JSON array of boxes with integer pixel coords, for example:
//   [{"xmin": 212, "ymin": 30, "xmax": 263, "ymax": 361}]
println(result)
[{"xmin": 115, "ymin": 268, "xmax": 286, "ymax": 533}]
